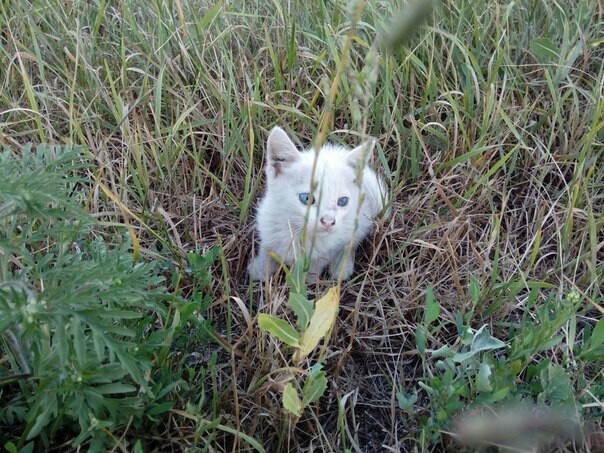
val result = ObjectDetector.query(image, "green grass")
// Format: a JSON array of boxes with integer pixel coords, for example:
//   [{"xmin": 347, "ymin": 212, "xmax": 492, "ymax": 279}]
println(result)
[{"xmin": 1, "ymin": 0, "xmax": 603, "ymax": 450}]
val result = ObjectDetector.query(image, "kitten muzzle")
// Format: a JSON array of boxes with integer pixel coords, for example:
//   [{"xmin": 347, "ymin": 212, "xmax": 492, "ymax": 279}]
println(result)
[{"xmin": 320, "ymin": 215, "xmax": 336, "ymax": 231}]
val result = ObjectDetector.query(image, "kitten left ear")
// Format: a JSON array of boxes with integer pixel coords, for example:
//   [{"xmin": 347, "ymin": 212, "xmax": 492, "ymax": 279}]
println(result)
[
  {"xmin": 347, "ymin": 138, "xmax": 376, "ymax": 168},
  {"xmin": 267, "ymin": 126, "xmax": 300, "ymax": 177}
]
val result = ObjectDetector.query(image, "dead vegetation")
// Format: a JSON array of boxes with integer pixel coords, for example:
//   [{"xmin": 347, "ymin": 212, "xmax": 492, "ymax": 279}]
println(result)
[{"xmin": 1, "ymin": 0, "xmax": 602, "ymax": 450}]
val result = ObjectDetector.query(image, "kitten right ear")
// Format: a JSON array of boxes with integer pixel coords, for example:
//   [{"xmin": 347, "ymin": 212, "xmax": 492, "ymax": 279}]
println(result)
[
  {"xmin": 347, "ymin": 138, "xmax": 376, "ymax": 169},
  {"xmin": 267, "ymin": 126, "xmax": 300, "ymax": 177}
]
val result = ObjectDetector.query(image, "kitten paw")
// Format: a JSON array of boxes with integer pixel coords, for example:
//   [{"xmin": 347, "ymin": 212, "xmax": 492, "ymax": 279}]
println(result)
[
  {"xmin": 329, "ymin": 252, "xmax": 354, "ymax": 280},
  {"xmin": 248, "ymin": 251, "xmax": 276, "ymax": 281},
  {"xmin": 248, "ymin": 258, "xmax": 263, "ymax": 281},
  {"xmin": 305, "ymin": 272, "xmax": 320, "ymax": 284}
]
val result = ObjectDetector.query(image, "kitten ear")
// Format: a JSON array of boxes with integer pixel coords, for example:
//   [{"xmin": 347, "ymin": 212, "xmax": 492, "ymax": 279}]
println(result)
[
  {"xmin": 347, "ymin": 138, "xmax": 376, "ymax": 169},
  {"xmin": 267, "ymin": 126, "xmax": 300, "ymax": 177}
]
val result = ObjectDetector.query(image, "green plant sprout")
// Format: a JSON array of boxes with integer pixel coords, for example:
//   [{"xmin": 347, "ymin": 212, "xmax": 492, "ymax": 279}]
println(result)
[{"xmin": 257, "ymin": 259, "xmax": 338, "ymax": 418}]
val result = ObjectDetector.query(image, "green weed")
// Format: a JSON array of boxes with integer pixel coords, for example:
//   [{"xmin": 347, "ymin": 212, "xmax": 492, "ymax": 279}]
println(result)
[{"xmin": 0, "ymin": 0, "xmax": 602, "ymax": 450}]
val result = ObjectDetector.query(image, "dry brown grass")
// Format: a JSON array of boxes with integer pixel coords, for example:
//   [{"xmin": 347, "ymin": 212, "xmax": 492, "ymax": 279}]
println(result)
[{"xmin": 1, "ymin": 0, "xmax": 603, "ymax": 450}]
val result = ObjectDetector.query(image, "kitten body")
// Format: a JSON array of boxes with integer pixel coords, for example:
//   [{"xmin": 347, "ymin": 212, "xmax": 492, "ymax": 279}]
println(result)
[{"xmin": 249, "ymin": 127, "xmax": 386, "ymax": 281}]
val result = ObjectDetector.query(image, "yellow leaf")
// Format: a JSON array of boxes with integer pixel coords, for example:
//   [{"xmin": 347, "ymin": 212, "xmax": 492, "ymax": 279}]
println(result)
[
  {"xmin": 294, "ymin": 286, "xmax": 339, "ymax": 363},
  {"xmin": 282, "ymin": 383, "xmax": 303, "ymax": 417}
]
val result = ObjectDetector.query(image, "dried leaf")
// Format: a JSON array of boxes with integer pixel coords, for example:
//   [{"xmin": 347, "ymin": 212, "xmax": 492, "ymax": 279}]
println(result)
[{"xmin": 294, "ymin": 286, "xmax": 339, "ymax": 363}]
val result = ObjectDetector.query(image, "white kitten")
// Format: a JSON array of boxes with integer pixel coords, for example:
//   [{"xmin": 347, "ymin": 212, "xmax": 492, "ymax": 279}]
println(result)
[{"xmin": 248, "ymin": 126, "xmax": 386, "ymax": 281}]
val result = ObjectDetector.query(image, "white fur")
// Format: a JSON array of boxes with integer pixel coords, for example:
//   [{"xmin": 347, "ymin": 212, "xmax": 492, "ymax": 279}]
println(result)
[{"xmin": 248, "ymin": 126, "xmax": 386, "ymax": 281}]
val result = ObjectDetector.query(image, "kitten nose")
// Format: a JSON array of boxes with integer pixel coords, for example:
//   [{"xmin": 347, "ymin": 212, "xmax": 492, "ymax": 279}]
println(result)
[{"xmin": 320, "ymin": 216, "xmax": 335, "ymax": 227}]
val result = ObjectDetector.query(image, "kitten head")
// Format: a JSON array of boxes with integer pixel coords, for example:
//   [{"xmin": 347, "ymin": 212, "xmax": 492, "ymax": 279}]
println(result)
[{"xmin": 264, "ymin": 126, "xmax": 375, "ymax": 237}]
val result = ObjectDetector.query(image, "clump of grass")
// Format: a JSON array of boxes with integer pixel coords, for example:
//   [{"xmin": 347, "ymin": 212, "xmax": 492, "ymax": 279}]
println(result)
[{"xmin": 1, "ymin": 0, "xmax": 602, "ymax": 450}]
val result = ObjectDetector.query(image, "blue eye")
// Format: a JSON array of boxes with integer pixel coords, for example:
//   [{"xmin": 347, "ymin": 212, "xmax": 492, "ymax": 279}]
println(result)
[
  {"xmin": 299, "ymin": 192, "xmax": 314, "ymax": 205},
  {"xmin": 337, "ymin": 196, "xmax": 349, "ymax": 207}
]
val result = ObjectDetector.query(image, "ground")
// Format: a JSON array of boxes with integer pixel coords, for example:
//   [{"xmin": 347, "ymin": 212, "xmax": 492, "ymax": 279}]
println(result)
[{"xmin": 0, "ymin": 0, "xmax": 602, "ymax": 451}]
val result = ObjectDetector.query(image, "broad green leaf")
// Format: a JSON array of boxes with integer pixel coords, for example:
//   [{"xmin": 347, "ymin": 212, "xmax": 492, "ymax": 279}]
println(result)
[
  {"xmin": 147, "ymin": 402, "xmax": 175, "ymax": 416},
  {"xmin": 286, "ymin": 258, "xmax": 308, "ymax": 297},
  {"xmin": 416, "ymin": 325, "xmax": 426, "ymax": 357},
  {"xmin": 133, "ymin": 440, "xmax": 144, "ymax": 453},
  {"xmin": 589, "ymin": 316, "xmax": 604, "ymax": 349},
  {"xmin": 283, "ymin": 383, "xmax": 303, "ymax": 417},
  {"xmin": 102, "ymin": 324, "xmax": 137, "ymax": 337},
  {"xmin": 530, "ymin": 37, "xmax": 559, "ymax": 63},
  {"xmin": 536, "ymin": 335, "xmax": 564, "ymax": 354},
  {"xmin": 302, "ymin": 371, "xmax": 327, "ymax": 405},
  {"xmin": 417, "ymin": 381, "xmax": 434, "ymax": 394},
  {"xmin": 294, "ymin": 286, "xmax": 339, "ymax": 363},
  {"xmin": 288, "ymin": 293, "xmax": 313, "ymax": 331},
  {"xmin": 396, "ymin": 389, "xmax": 418, "ymax": 411},
  {"xmin": 539, "ymin": 363, "xmax": 574, "ymax": 405},
  {"xmin": 455, "ymin": 311, "xmax": 464, "ymax": 335},
  {"xmin": 0, "ymin": 315, "xmax": 14, "ymax": 334},
  {"xmin": 258, "ymin": 314, "xmax": 300, "ymax": 347},
  {"xmin": 472, "ymin": 325, "xmax": 506, "ymax": 351},
  {"xmin": 461, "ymin": 325, "xmax": 474, "ymax": 346},
  {"xmin": 112, "ymin": 344, "xmax": 145, "ymax": 386},
  {"xmin": 477, "ymin": 361, "xmax": 492, "ymax": 392},
  {"xmin": 469, "ymin": 275, "xmax": 480, "ymax": 307},
  {"xmin": 171, "ymin": 308, "xmax": 182, "ymax": 330},
  {"xmin": 431, "ymin": 344, "xmax": 454, "ymax": 358},
  {"xmin": 26, "ymin": 403, "xmax": 55, "ymax": 440},
  {"xmin": 453, "ymin": 325, "xmax": 506, "ymax": 363},
  {"xmin": 95, "ymin": 383, "xmax": 137, "ymax": 395},
  {"xmin": 424, "ymin": 284, "xmax": 439, "ymax": 325},
  {"xmin": 491, "ymin": 387, "xmax": 511, "ymax": 402},
  {"xmin": 308, "ymin": 362, "xmax": 324, "ymax": 380},
  {"xmin": 8, "ymin": 442, "xmax": 33, "ymax": 453}
]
